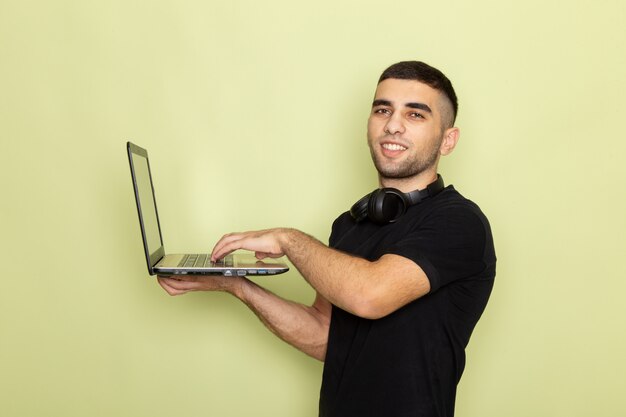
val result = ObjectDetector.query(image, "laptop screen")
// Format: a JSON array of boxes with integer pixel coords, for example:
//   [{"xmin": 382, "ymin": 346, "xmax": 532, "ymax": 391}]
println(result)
[{"xmin": 128, "ymin": 145, "xmax": 164, "ymax": 262}]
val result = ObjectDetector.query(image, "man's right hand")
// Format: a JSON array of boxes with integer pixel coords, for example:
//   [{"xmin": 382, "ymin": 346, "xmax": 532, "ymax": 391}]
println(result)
[
  {"xmin": 157, "ymin": 274, "xmax": 243, "ymax": 297},
  {"xmin": 210, "ymin": 228, "xmax": 290, "ymax": 262}
]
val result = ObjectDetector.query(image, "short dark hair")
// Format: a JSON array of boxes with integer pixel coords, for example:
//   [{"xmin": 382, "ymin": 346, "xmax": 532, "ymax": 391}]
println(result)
[{"xmin": 379, "ymin": 61, "xmax": 458, "ymax": 127}]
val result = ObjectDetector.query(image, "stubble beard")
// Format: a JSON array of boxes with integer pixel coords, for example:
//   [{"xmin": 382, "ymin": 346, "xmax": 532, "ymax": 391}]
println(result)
[{"xmin": 370, "ymin": 136, "xmax": 442, "ymax": 180}]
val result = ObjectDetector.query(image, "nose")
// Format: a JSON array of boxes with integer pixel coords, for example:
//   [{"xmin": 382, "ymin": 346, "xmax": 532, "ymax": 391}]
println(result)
[{"xmin": 384, "ymin": 112, "xmax": 405, "ymax": 135}]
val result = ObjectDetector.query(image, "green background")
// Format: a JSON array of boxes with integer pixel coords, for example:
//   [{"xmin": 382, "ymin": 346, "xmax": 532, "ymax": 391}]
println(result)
[{"xmin": 1, "ymin": 1, "xmax": 625, "ymax": 416}]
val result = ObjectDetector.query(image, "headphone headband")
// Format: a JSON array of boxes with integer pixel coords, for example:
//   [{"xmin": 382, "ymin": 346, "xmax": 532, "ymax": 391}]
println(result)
[{"xmin": 404, "ymin": 174, "xmax": 445, "ymax": 205}]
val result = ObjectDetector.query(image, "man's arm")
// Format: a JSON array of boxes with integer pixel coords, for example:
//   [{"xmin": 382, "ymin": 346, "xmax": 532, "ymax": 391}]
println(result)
[
  {"xmin": 211, "ymin": 228, "xmax": 431, "ymax": 319},
  {"xmin": 158, "ymin": 275, "xmax": 332, "ymax": 361}
]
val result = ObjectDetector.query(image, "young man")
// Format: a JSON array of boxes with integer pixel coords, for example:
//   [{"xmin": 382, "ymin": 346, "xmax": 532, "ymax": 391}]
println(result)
[{"xmin": 158, "ymin": 61, "xmax": 496, "ymax": 417}]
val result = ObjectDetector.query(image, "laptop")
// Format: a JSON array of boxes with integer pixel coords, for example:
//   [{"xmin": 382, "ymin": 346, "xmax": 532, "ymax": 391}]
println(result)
[{"xmin": 127, "ymin": 141, "xmax": 289, "ymax": 277}]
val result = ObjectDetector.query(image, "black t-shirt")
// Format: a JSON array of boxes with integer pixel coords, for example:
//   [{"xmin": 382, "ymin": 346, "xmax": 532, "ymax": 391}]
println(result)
[{"xmin": 319, "ymin": 186, "xmax": 496, "ymax": 417}]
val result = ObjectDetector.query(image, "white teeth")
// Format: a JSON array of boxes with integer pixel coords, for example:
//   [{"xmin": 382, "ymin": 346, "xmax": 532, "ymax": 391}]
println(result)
[{"xmin": 382, "ymin": 143, "xmax": 407, "ymax": 151}]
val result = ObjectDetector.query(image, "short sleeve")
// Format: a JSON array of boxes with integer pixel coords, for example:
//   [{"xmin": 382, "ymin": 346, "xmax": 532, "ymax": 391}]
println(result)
[{"xmin": 385, "ymin": 206, "xmax": 494, "ymax": 292}]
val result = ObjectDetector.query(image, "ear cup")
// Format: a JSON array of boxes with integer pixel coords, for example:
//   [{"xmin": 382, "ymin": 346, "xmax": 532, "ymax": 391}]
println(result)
[
  {"xmin": 349, "ymin": 193, "xmax": 372, "ymax": 223},
  {"xmin": 367, "ymin": 188, "xmax": 408, "ymax": 224}
]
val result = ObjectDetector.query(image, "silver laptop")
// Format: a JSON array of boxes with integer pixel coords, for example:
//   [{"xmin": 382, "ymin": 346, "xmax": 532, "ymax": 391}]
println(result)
[{"xmin": 127, "ymin": 142, "xmax": 289, "ymax": 277}]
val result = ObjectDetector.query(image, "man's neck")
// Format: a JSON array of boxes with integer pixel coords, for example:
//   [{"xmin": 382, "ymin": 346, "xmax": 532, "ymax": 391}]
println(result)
[{"xmin": 379, "ymin": 170, "xmax": 439, "ymax": 193}]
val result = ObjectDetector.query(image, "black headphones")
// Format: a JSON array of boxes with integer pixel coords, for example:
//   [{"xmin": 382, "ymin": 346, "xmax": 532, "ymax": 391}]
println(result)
[{"xmin": 350, "ymin": 175, "xmax": 445, "ymax": 224}]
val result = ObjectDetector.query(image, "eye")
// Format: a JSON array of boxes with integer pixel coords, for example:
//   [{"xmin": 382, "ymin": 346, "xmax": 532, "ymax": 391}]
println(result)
[
  {"xmin": 373, "ymin": 108, "xmax": 391, "ymax": 116},
  {"xmin": 409, "ymin": 112, "xmax": 425, "ymax": 119}
]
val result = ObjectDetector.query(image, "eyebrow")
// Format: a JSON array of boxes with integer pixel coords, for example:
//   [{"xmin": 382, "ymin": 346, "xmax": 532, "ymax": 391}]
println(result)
[{"xmin": 372, "ymin": 99, "xmax": 432, "ymax": 113}]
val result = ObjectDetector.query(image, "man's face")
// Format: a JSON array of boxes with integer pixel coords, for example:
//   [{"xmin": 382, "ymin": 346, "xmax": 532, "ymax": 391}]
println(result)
[{"xmin": 367, "ymin": 78, "xmax": 448, "ymax": 183}]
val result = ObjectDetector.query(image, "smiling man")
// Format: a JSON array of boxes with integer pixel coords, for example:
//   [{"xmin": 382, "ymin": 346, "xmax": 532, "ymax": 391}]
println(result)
[{"xmin": 158, "ymin": 61, "xmax": 496, "ymax": 417}]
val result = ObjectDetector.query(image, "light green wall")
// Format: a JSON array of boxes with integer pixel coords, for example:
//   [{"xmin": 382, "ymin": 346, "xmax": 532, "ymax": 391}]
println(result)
[{"xmin": 1, "ymin": 1, "xmax": 625, "ymax": 416}]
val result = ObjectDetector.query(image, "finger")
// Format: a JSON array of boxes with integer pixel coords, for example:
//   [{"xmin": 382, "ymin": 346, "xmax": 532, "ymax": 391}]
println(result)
[
  {"xmin": 211, "ymin": 234, "xmax": 251, "ymax": 261},
  {"xmin": 210, "ymin": 233, "xmax": 245, "ymax": 261},
  {"xmin": 212, "ymin": 239, "xmax": 245, "ymax": 261},
  {"xmin": 254, "ymin": 251, "xmax": 284, "ymax": 260},
  {"xmin": 159, "ymin": 275, "xmax": 200, "ymax": 284},
  {"xmin": 158, "ymin": 276, "xmax": 202, "ymax": 294},
  {"xmin": 157, "ymin": 277, "xmax": 190, "ymax": 296},
  {"xmin": 254, "ymin": 251, "xmax": 268, "ymax": 260}
]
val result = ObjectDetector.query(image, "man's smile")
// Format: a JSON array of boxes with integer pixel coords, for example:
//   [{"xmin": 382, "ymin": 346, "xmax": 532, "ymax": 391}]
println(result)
[
  {"xmin": 382, "ymin": 143, "xmax": 407, "ymax": 151},
  {"xmin": 380, "ymin": 141, "xmax": 408, "ymax": 158}
]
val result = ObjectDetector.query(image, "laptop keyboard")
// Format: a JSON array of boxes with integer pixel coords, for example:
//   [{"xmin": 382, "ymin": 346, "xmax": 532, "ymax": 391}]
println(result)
[{"xmin": 178, "ymin": 254, "xmax": 234, "ymax": 268}]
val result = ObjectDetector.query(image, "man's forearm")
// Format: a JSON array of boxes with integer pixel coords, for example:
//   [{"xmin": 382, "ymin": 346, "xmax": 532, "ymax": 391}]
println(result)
[
  {"xmin": 278, "ymin": 228, "xmax": 429, "ymax": 319},
  {"xmin": 233, "ymin": 277, "xmax": 330, "ymax": 361},
  {"xmin": 279, "ymin": 229, "xmax": 374, "ymax": 314}
]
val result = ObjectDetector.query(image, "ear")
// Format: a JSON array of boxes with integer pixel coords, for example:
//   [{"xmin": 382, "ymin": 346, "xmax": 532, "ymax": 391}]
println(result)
[{"xmin": 439, "ymin": 127, "xmax": 460, "ymax": 156}]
